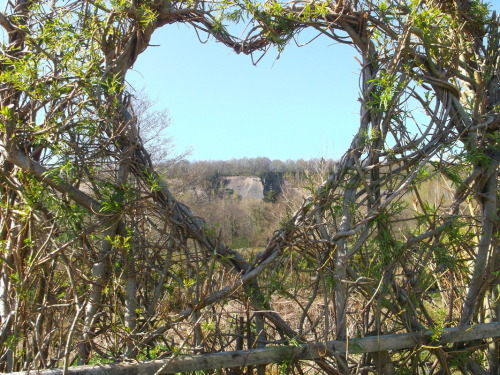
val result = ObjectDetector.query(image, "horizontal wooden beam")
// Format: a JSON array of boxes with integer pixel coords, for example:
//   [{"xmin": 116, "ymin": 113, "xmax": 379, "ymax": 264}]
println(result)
[{"xmin": 10, "ymin": 322, "xmax": 500, "ymax": 375}]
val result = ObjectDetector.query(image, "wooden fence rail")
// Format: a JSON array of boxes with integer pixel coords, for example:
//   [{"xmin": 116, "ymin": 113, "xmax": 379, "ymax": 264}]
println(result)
[{"xmin": 10, "ymin": 322, "xmax": 500, "ymax": 375}]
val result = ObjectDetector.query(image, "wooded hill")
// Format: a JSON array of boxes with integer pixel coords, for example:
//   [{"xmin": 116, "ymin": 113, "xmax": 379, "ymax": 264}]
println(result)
[
  {"xmin": 159, "ymin": 158, "xmax": 337, "ymax": 249},
  {"xmin": 162, "ymin": 157, "xmax": 337, "ymax": 199}
]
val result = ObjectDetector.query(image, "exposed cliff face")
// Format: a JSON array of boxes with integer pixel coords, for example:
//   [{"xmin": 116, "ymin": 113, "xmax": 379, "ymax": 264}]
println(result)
[
  {"xmin": 171, "ymin": 173, "xmax": 301, "ymax": 203},
  {"xmin": 224, "ymin": 176, "xmax": 264, "ymax": 200},
  {"xmin": 217, "ymin": 174, "xmax": 287, "ymax": 201}
]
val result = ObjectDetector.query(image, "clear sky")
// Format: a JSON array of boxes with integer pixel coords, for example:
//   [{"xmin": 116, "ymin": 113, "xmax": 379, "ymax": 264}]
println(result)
[
  {"xmin": 128, "ymin": 25, "xmax": 360, "ymax": 162},
  {"xmin": 2, "ymin": 1, "xmax": 499, "ymax": 162}
]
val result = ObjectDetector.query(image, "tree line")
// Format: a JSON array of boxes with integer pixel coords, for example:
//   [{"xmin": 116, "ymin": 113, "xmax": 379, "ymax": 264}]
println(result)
[{"xmin": 166, "ymin": 157, "xmax": 336, "ymax": 176}]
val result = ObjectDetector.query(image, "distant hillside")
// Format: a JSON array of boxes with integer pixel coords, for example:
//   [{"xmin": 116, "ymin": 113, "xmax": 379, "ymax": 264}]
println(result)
[{"xmin": 161, "ymin": 156, "xmax": 337, "ymax": 203}]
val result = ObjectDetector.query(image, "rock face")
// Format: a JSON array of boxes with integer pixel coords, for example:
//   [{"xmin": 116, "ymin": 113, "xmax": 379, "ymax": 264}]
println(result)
[{"xmin": 224, "ymin": 176, "xmax": 264, "ymax": 201}]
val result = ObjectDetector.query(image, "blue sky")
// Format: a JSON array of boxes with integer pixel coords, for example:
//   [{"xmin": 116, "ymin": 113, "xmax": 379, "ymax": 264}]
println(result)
[
  {"xmin": 2, "ymin": 0, "xmax": 499, "ymax": 162},
  {"xmin": 128, "ymin": 26, "xmax": 359, "ymax": 161}
]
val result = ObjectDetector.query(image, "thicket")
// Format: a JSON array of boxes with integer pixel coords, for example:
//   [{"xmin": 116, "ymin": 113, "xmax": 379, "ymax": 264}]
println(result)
[{"xmin": 1, "ymin": 0, "xmax": 499, "ymax": 374}]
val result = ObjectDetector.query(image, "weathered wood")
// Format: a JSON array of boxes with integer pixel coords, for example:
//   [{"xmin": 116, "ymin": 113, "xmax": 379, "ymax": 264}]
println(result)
[{"xmin": 10, "ymin": 323, "xmax": 500, "ymax": 375}]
